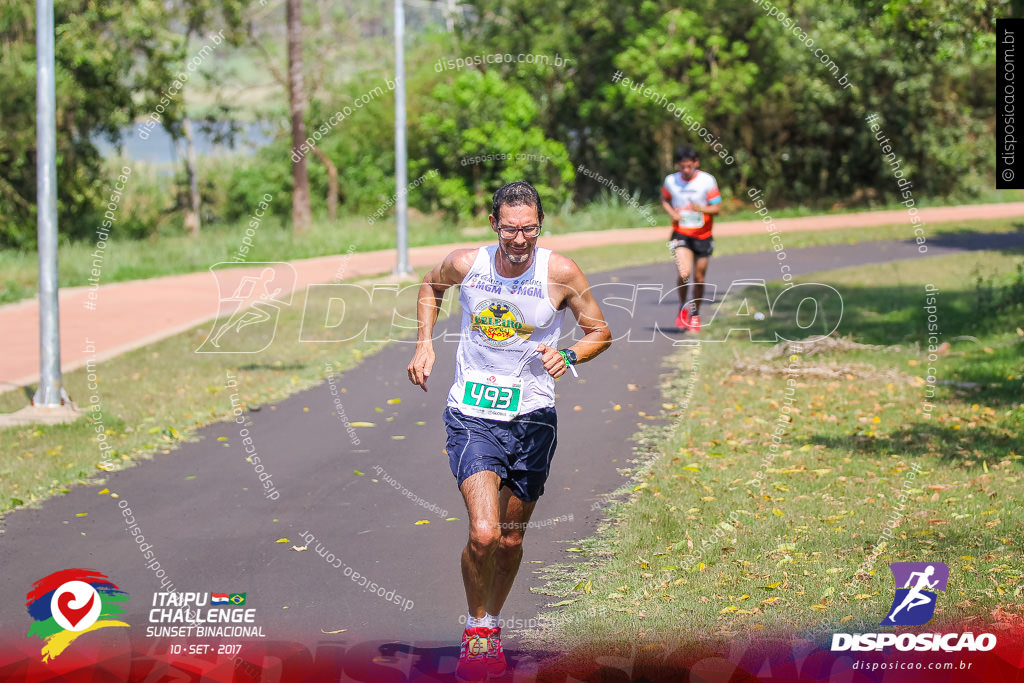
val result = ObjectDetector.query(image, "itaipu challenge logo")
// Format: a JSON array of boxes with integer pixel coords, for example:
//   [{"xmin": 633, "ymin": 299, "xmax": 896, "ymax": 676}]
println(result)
[
  {"xmin": 25, "ymin": 569, "xmax": 129, "ymax": 662},
  {"xmin": 470, "ymin": 299, "xmax": 534, "ymax": 346}
]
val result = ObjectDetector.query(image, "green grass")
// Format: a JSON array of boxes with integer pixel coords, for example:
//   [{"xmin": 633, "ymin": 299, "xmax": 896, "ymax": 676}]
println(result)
[{"xmin": 528, "ymin": 249, "xmax": 1024, "ymax": 654}]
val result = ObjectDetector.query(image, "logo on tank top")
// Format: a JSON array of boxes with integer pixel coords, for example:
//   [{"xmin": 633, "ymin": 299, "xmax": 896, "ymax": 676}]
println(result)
[{"xmin": 470, "ymin": 299, "xmax": 535, "ymax": 346}]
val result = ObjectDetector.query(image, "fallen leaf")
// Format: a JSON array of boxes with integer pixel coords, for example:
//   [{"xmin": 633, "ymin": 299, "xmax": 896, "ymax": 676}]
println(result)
[
  {"xmin": 291, "ymin": 545, "xmax": 307, "ymax": 552},
  {"xmin": 445, "ymin": 517, "xmax": 461, "ymax": 521},
  {"xmin": 98, "ymin": 488, "xmax": 109, "ymax": 495},
  {"xmin": 414, "ymin": 520, "xmax": 430, "ymax": 525},
  {"xmin": 76, "ymin": 513, "xmax": 87, "ymax": 517},
  {"xmin": 321, "ymin": 628, "xmax": 347, "ymax": 634},
  {"xmin": 353, "ymin": 470, "xmax": 365, "ymax": 476},
  {"xmin": 275, "ymin": 538, "xmax": 290, "ymax": 543},
  {"xmin": 387, "ymin": 398, "xmax": 401, "ymax": 405},
  {"xmin": 349, "ymin": 422, "xmax": 375, "ymax": 427},
  {"xmin": 772, "ymin": 508, "xmax": 784, "ymax": 517}
]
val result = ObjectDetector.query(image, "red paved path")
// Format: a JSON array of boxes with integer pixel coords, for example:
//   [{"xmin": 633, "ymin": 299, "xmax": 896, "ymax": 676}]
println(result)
[{"xmin": 3, "ymin": 202, "xmax": 1023, "ymax": 394}]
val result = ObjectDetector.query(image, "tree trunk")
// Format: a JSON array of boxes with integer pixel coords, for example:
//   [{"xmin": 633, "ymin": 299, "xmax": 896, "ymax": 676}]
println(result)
[
  {"xmin": 182, "ymin": 116, "xmax": 201, "ymax": 237},
  {"xmin": 286, "ymin": 0, "xmax": 312, "ymax": 234},
  {"xmin": 310, "ymin": 146, "xmax": 339, "ymax": 221}
]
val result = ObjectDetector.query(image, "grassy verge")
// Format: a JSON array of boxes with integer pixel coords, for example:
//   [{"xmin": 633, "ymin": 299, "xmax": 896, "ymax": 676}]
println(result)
[
  {"xmin": 2, "ymin": 202, "xmax": 1021, "ymax": 304},
  {"xmin": 528, "ymin": 249, "xmax": 1024, "ymax": 654}
]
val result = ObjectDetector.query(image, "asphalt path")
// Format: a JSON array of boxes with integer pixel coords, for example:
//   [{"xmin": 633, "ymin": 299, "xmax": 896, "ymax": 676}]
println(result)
[{"xmin": 1, "ymin": 231, "xmax": 1022, "ymax": 681}]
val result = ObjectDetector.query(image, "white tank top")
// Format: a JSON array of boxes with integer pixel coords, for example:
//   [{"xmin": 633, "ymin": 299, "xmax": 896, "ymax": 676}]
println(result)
[{"xmin": 446, "ymin": 245, "xmax": 565, "ymax": 421}]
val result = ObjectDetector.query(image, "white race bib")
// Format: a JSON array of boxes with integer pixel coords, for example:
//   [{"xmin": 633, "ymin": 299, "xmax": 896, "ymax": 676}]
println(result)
[
  {"xmin": 458, "ymin": 370, "xmax": 523, "ymax": 421},
  {"xmin": 679, "ymin": 209, "xmax": 703, "ymax": 228}
]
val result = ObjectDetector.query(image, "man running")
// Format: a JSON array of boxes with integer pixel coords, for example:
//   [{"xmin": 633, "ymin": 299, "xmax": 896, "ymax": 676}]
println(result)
[
  {"xmin": 407, "ymin": 181, "xmax": 611, "ymax": 681},
  {"xmin": 661, "ymin": 144, "xmax": 722, "ymax": 332}
]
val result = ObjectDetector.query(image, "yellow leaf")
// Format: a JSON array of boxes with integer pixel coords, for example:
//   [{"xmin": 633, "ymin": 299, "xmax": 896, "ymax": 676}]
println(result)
[
  {"xmin": 321, "ymin": 628, "xmax": 347, "ymax": 634},
  {"xmin": 76, "ymin": 512, "xmax": 87, "ymax": 517},
  {"xmin": 841, "ymin": 615, "xmax": 854, "ymax": 624},
  {"xmin": 98, "ymin": 488, "xmax": 109, "ymax": 495},
  {"xmin": 720, "ymin": 605, "xmax": 739, "ymax": 614},
  {"xmin": 414, "ymin": 520, "xmax": 430, "ymax": 525},
  {"xmin": 584, "ymin": 580, "xmax": 593, "ymax": 594},
  {"xmin": 682, "ymin": 465, "xmax": 700, "ymax": 472},
  {"xmin": 445, "ymin": 517, "xmax": 460, "ymax": 521},
  {"xmin": 613, "ymin": 404, "xmax": 621, "ymax": 411},
  {"xmin": 415, "ymin": 421, "xmax": 426, "ymax": 425},
  {"xmin": 799, "ymin": 444, "xmax": 813, "ymax": 452},
  {"xmin": 854, "ymin": 594, "xmax": 872, "ymax": 600},
  {"xmin": 392, "ymin": 435, "xmax": 406, "ymax": 440},
  {"xmin": 275, "ymin": 538, "xmax": 290, "ymax": 543},
  {"xmin": 772, "ymin": 508, "xmax": 784, "ymax": 517},
  {"xmin": 763, "ymin": 582, "xmax": 782, "ymax": 590},
  {"xmin": 217, "ymin": 436, "xmax": 228, "ymax": 441},
  {"xmin": 810, "ymin": 604, "xmax": 829, "ymax": 611},
  {"xmin": 387, "ymin": 398, "xmax": 402, "ymax": 405},
  {"xmin": 349, "ymin": 422, "xmax": 375, "ymax": 427},
  {"xmin": 761, "ymin": 597, "xmax": 781, "ymax": 605},
  {"xmin": 701, "ymin": 496, "xmax": 715, "ymax": 502}
]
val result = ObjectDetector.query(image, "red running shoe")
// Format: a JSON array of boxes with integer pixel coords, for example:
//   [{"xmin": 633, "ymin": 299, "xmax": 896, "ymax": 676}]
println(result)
[
  {"xmin": 456, "ymin": 627, "xmax": 492, "ymax": 681},
  {"xmin": 675, "ymin": 306, "xmax": 691, "ymax": 330},
  {"xmin": 689, "ymin": 315, "xmax": 701, "ymax": 333}
]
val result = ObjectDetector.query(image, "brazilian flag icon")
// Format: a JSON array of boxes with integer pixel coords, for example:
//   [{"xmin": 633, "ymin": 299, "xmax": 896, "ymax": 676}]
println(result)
[{"xmin": 229, "ymin": 593, "xmax": 246, "ymax": 605}]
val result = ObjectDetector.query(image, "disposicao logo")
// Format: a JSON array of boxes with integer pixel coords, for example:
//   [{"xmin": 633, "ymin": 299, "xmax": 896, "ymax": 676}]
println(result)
[
  {"xmin": 831, "ymin": 562, "xmax": 996, "ymax": 653},
  {"xmin": 25, "ymin": 569, "xmax": 130, "ymax": 662},
  {"xmin": 883, "ymin": 562, "xmax": 948, "ymax": 626}
]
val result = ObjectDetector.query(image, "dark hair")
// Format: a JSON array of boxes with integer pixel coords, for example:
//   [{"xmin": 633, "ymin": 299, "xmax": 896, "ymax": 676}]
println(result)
[
  {"xmin": 491, "ymin": 181, "xmax": 543, "ymax": 223},
  {"xmin": 673, "ymin": 145, "xmax": 699, "ymax": 163}
]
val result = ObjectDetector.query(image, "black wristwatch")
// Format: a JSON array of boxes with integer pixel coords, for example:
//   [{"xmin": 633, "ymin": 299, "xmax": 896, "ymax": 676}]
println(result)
[{"xmin": 559, "ymin": 348, "xmax": 578, "ymax": 365}]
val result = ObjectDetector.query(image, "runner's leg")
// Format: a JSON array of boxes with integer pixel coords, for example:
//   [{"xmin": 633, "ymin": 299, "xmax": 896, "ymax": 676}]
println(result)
[
  {"xmin": 486, "ymin": 486, "xmax": 537, "ymax": 617},
  {"xmin": 674, "ymin": 246, "xmax": 694, "ymax": 308},
  {"xmin": 460, "ymin": 470, "xmax": 503, "ymax": 618},
  {"xmin": 692, "ymin": 255, "xmax": 710, "ymax": 315}
]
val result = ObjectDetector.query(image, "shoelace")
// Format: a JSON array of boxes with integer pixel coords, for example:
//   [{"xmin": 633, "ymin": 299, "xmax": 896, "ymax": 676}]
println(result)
[
  {"xmin": 461, "ymin": 633, "xmax": 490, "ymax": 659},
  {"xmin": 487, "ymin": 630, "xmax": 503, "ymax": 657}
]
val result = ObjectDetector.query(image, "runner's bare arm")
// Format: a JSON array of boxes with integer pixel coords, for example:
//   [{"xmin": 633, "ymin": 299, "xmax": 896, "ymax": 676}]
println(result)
[
  {"xmin": 536, "ymin": 254, "xmax": 611, "ymax": 378},
  {"xmin": 661, "ymin": 198, "xmax": 680, "ymax": 224},
  {"xmin": 686, "ymin": 201, "xmax": 721, "ymax": 215},
  {"xmin": 407, "ymin": 249, "xmax": 475, "ymax": 391}
]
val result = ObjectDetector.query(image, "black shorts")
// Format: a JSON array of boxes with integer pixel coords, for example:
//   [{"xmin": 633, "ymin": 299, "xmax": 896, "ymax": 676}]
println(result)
[
  {"xmin": 671, "ymin": 235, "xmax": 714, "ymax": 258},
  {"xmin": 443, "ymin": 406, "xmax": 557, "ymax": 503}
]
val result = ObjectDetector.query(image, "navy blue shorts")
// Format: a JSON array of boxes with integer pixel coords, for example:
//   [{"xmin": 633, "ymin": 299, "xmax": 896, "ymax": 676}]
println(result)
[{"xmin": 443, "ymin": 406, "xmax": 558, "ymax": 503}]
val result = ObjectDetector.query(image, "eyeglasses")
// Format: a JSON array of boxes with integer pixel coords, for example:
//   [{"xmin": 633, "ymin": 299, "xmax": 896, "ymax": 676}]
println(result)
[{"xmin": 497, "ymin": 224, "xmax": 542, "ymax": 238}]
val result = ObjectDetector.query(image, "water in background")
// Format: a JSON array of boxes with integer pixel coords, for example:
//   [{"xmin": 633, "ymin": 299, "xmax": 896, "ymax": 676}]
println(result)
[{"xmin": 95, "ymin": 121, "xmax": 277, "ymax": 167}]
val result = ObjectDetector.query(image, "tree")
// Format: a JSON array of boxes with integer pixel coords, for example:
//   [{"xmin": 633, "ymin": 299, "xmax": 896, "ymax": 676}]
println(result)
[{"xmin": 286, "ymin": 0, "xmax": 312, "ymax": 234}]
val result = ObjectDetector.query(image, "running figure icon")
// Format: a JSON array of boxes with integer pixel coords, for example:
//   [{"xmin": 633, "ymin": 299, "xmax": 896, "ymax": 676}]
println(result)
[{"xmin": 886, "ymin": 564, "xmax": 939, "ymax": 623}]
